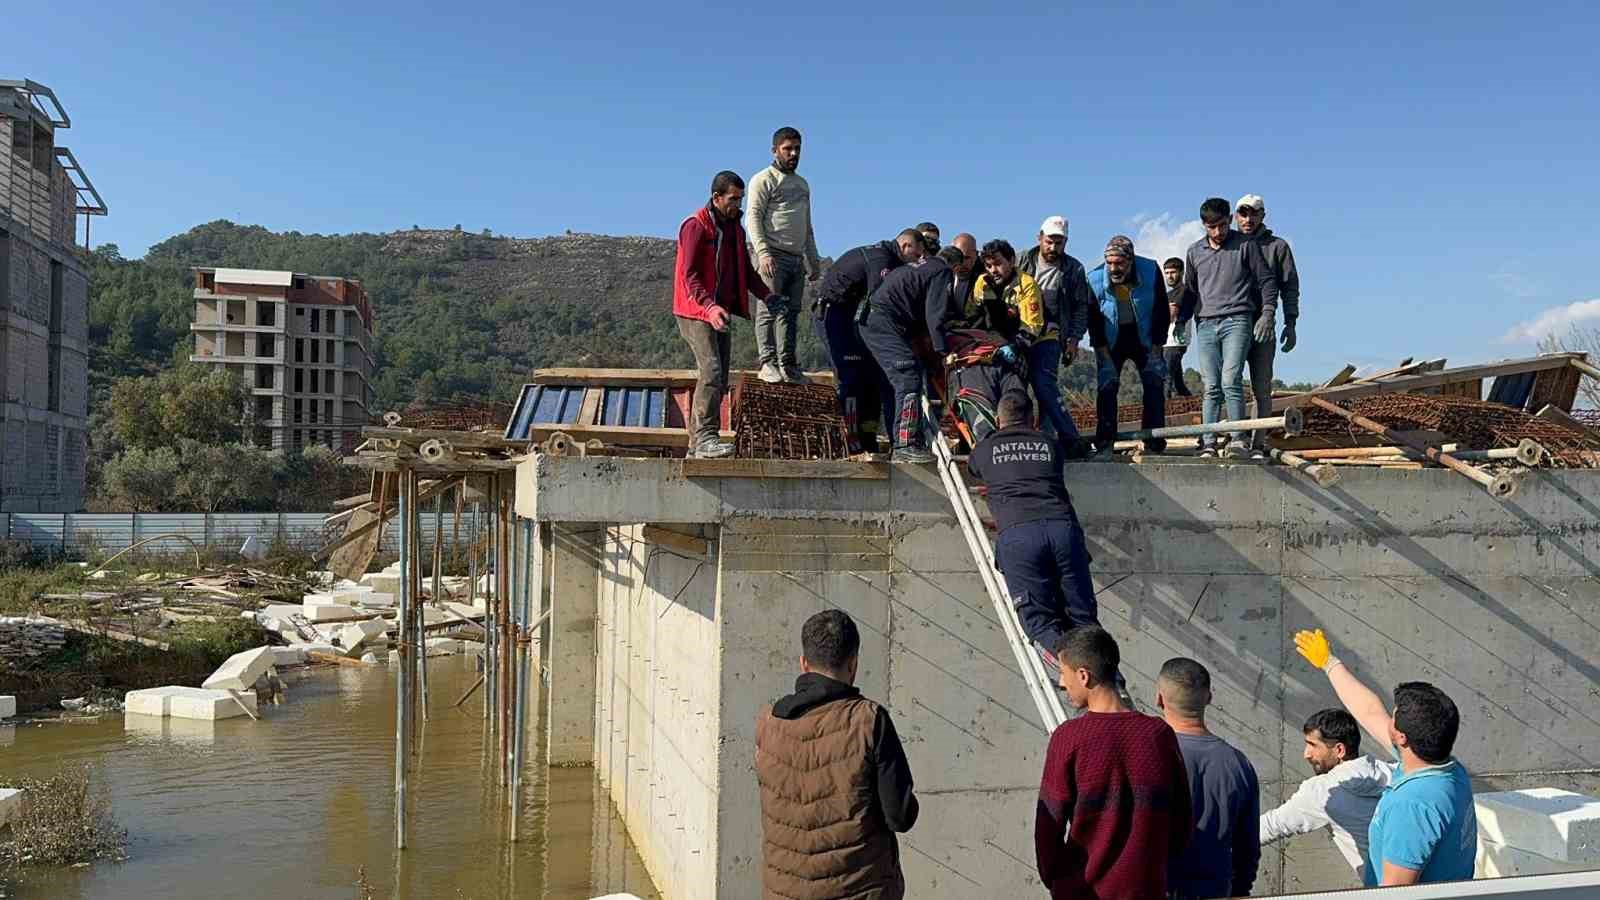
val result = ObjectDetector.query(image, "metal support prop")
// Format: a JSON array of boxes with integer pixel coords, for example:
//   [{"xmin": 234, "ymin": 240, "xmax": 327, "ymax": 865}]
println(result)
[
  {"xmin": 394, "ymin": 467, "xmax": 412, "ymax": 849},
  {"xmin": 416, "ymin": 482, "xmax": 430, "ymax": 722},
  {"xmin": 921, "ymin": 394, "xmax": 1066, "ymax": 732},
  {"xmin": 1116, "ymin": 408, "xmax": 1304, "ymax": 442},
  {"xmin": 1305, "ymin": 396, "xmax": 1517, "ymax": 498}
]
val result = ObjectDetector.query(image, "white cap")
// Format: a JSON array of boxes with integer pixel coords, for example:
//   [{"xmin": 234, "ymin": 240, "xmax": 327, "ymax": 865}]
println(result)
[
  {"xmin": 1236, "ymin": 194, "xmax": 1265, "ymax": 212},
  {"xmin": 1040, "ymin": 215, "xmax": 1067, "ymax": 237}
]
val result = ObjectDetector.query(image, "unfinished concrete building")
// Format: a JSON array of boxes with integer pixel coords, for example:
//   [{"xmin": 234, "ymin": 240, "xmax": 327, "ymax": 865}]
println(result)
[
  {"xmin": 0, "ymin": 79, "xmax": 107, "ymax": 512},
  {"xmin": 189, "ymin": 267, "xmax": 375, "ymax": 452}
]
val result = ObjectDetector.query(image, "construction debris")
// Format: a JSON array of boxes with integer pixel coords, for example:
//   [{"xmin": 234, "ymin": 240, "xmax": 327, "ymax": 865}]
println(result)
[
  {"xmin": 0, "ymin": 616, "xmax": 67, "ymax": 662},
  {"xmin": 1298, "ymin": 393, "xmax": 1600, "ymax": 468}
]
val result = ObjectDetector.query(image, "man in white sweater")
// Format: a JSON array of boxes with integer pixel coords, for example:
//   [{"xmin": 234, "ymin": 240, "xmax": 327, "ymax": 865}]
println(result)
[
  {"xmin": 747, "ymin": 126, "xmax": 822, "ymax": 383},
  {"xmin": 1261, "ymin": 708, "xmax": 1392, "ymax": 884}
]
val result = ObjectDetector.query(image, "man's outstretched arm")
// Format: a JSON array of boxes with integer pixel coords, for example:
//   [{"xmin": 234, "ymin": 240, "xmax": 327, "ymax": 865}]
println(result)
[{"xmin": 1295, "ymin": 629, "xmax": 1393, "ymax": 754}]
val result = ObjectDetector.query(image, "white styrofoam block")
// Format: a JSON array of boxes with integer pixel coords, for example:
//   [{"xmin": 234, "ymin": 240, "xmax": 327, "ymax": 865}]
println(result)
[
  {"xmin": 301, "ymin": 592, "xmax": 338, "ymax": 604},
  {"xmin": 360, "ymin": 652, "xmax": 378, "ymax": 664},
  {"xmin": 1475, "ymin": 788, "xmax": 1600, "ymax": 864},
  {"xmin": 262, "ymin": 603, "xmax": 303, "ymax": 622},
  {"xmin": 360, "ymin": 573, "xmax": 401, "ymax": 594},
  {"xmin": 307, "ymin": 570, "xmax": 335, "ymax": 586},
  {"xmin": 444, "ymin": 602, "xmax": 484, "ymax": 621},
  {"xmin": 0, "ymin": 787, "xmax": 22, "ymax": 830},
  {"xmin": 202, "ymin": 646, "xmax": 276, "ymax": 691},
  {"xmin": 1477, "ymin": 838, "xmax": 1593, "ymax": 878},
  {"xmin": 356, "ymin": 592, "xmax": 395, "ymax": 608},
  {"xmin": 0, "ymin": 695, "xmax": 16, "ymax": 719},
  {"xmin": 125, "ymin": 686, "xmax": 185, "ymax": 716},
  {"xmin": 333, "ymin": 584, "xmax": 374, "ymax": 597},
  {"xmin": 167, "ymin": 687, "xmax": 257, "ymax": 721},
  {"xmin": 268, "ymin": 647, "xmax": 306, "ymax": 666},
  {"xmin": 339, "ymin": 619, "xmax": 389, "ymax": 654},
  {"xmin": 425, "ymin": 637, "xmax": 463, "ymax": 656},
  {"xmin": 302, "ymin": 603, "xmax": 359, "ymax": 622}
]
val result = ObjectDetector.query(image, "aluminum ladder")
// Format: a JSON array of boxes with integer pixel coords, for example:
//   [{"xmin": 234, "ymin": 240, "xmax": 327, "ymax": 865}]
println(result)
[{"xmin": 920, "ymin": 395, "xmax": 1068, "ymax": 732}]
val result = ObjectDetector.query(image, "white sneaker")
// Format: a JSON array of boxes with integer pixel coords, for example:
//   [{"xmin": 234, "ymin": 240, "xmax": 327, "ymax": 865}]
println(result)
[
  {"xmin": 690, "ymin": 440, "xmax": 734, "ymax": 459},
  {"xmin": 758, "ymin": 363, "xmax": 783, "ymax": 383},
  {"xmin": 1223, "ymin": 444, "xmax": 1251, "ymax": 460},
  {"xmin": 782, "ymin": 365, "xmax": 809, "ymax": 384},
  {"xmin": 1199, "ymin": 447, "xmax": 1219, "ymax": 459}
]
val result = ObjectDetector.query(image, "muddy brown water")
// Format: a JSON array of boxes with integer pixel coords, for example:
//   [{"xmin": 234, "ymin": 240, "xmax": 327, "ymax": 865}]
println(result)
[{"xmin": 0, "ymin": 657, "xmax": 659, "ymax": 899}]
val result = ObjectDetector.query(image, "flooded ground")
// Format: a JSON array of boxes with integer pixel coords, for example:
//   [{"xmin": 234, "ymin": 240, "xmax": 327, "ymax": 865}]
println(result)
[{"xmin": 0, "ymin": 657, "xmax": 659, "ymax": 899}]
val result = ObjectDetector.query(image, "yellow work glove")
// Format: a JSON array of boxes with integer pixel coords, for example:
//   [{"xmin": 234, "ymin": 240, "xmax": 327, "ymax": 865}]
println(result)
[{"xmin": 1294, "ymin": 628, "xmax": 1341, "ymax": 672}]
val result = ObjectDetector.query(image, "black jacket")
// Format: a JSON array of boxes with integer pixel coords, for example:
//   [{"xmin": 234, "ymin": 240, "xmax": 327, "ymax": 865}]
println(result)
[
  {"xmin": 1017, "ymin": 246, "xmax": 1092, "ymax": 345},
  {"xmin": 772, "ymin": 672, "xmax": 919, "ymax": 833},
  {"xmin": 1246, "ymin": 227, "xmax": 1300, "ymax": 324},
  {"xmin": 864, "ymin": 257, "xmax": 955, "ymax": 354},
  {"xmin": 967, "ymin": 425, "xmax": 1076, "ymax": 533},
  {"xmin": 815, "ymin": 240, "xmax": 903, "ymax": 314}
]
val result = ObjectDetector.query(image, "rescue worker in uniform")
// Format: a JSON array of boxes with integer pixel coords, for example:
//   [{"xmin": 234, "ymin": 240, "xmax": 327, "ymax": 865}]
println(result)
[
  {"xmin": 857, "ymin": 228, "xmax": 953, "ymax": 463},
  {"xmin": 812, "ymin": 238, "xmax": 904, "ymax": 452}
]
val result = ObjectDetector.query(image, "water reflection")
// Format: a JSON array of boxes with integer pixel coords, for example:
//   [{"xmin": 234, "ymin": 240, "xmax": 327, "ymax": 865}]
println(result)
[{"xmin": 0, "ymin": 657, "xmax": 660, "ymax": 899}]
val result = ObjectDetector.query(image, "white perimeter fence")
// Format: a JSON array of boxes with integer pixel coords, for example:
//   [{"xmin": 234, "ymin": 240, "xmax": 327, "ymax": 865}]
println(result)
[{"xmin": 1, "ymin": 511, "xmax": 491, "ymax": 557}]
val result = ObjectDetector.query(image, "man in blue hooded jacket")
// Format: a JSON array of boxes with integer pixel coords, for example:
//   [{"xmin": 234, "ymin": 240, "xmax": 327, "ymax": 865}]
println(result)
[{"xmin": 1087, "ymin": 235, "xmax": 1170, "ymax": 454}]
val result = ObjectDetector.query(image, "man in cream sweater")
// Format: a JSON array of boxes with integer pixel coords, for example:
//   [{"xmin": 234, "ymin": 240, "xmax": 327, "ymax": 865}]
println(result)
[{"xmin": 747, "ymin": 126, "xmax": 822, "ymax": 383}]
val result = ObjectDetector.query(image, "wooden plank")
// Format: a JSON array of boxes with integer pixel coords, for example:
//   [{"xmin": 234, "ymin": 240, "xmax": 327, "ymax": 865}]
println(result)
[
  {"xmin": 1528, "ymin": 365, "xmax": 1581, "ymax": 413},
  {"xmin": 362, "ymin": 426, "xmax": 518, "ymax": 449},
  {"xmin": 1273, "ymin": 353, "xmax": 1583, "ymax": 412},
  {"xmin": 576, "ymin": 387, "xmax": 602, "ymax": 426},
  {"xmin": 529, "ymin": 367, "xmax": 836, "ymax": 387},
  {"xmin": 314, "ymin": 476, "xmax": 465, "ymax": 562},
  {"xmin": 333, "ymin": 492, "xmax": 372, "ymax": 510},
  {"xmin": 680, "ymin": 458, "xmax": 891, "ymax": 480},
  {"xmin": 1318, "ymin": 365, "xmax": 1358, "ymax": 389},
  {"xmin": 328, "ymin": 506, "xmax": 381, "ymax": 582},
  {"xmin": 641, "ymin": 524, "xmax": 711, "ymax": 558},
  {"xmin": 1438, "ymin": 378, "xmax": 1482, "ymax": 400}
]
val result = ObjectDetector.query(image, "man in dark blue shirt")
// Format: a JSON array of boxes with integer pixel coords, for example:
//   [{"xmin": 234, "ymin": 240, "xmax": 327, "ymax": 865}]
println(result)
[
  {"xmin": 1159, "ymin": 657, "xmax": 1261, "ymax": 899},
  {"xmin": 967, "ymin": 393, "xmax": 1098, "ymax": 661},
  {"xmin": 812, "ymin": 238, "xmax": 904, "ymax": 452}
]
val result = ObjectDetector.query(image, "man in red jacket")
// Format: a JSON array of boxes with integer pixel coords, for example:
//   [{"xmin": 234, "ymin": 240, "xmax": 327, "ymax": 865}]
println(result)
[
  {"xmin": 1036, "ymin": 626, "xmax": 1192, "ymax": 899},
  {"xmin": 674, "ymin": 170, "xmax": 772, "ymax": 458}
]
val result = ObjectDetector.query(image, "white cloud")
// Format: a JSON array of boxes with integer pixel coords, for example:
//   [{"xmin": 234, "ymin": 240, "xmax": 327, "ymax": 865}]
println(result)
[
  {"xmin": 1128, "ymin": 213, "xmax": 1205, "ymax": 268},
  {"xmin": 1502, "ymin": 298, "xmax": 1600, "ymax": 343}
]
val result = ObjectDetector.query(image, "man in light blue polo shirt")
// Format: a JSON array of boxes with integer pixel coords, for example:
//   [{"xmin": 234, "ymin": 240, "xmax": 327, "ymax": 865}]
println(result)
[{"xmin": 1294, "ymin": 628, "xmax": 1477, "ymax": 886}]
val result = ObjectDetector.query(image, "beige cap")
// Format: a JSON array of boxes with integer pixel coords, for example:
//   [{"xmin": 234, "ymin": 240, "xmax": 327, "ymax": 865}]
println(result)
[
  {"xmin": 1236, "ymin": 194, "xmax": 1265, "ymax": 212},
  {"xmin": 1039, "ymin": 215, "xmax": 1067, "ymax": 237}
]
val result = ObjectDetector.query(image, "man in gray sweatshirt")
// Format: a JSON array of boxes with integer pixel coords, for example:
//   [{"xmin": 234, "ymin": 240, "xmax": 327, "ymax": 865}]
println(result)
[
  {"xmin": 747, "ymin": 126, "xmax": 823, "ymax": 384},
  {"xmin": 1184, "ymin": 197, "xmax": 1280, "ymax": 458},
  {"xmin": 1261, "ymin": 708, "xmax": 1392, "ymax": 887},
  {"xmin": 1236, "ymin": 194, "xmax": 1301, "ymax": 455}
]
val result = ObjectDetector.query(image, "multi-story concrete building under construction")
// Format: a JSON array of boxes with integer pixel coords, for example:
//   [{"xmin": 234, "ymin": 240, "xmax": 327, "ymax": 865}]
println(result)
[
  {"xmin": 0, "ymin": 79, "xmax": 107, "ymax": 512},
  {"xmin": 189, "ymin": 267, "xmax": 376, "ymax": 452}
]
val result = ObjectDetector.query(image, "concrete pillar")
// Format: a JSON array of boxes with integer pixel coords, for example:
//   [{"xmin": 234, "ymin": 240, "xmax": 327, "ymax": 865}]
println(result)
[{"xmin": 546, "ymin": 523, "xmax": 603, "ymax": 765}]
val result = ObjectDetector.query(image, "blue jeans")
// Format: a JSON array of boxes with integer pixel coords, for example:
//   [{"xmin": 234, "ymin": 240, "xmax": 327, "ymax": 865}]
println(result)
[
  {"xmin": 1026, "ymin": 340, "xmax": 1081, "ymax": 443},
  {"xmin": 1193, "ymin": 313, "xmax": 1253, "ymax": 448}
]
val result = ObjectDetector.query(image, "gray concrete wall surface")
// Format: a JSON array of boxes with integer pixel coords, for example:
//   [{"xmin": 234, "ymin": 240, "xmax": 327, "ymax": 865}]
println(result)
[{"xmin": 523, "ymin": 456, "xmax": 1600, "ymax": 899}]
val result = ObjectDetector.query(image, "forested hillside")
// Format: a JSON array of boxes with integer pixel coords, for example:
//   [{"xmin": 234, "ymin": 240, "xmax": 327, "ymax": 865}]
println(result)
[{"xmin": 86, "ymin": 220, "xmax": 848, "ymax": 415}]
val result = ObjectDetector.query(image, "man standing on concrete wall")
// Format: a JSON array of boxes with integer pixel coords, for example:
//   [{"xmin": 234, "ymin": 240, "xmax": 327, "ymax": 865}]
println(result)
[
  {"xmin": 1294, "ymin": 628, "xmax": 1478, "ymax": 887},
  {"xmin": 1158, "ymin": 657, "xmax": 1261, "ymax": 900},
  {"xmin": 1162, "ymin": 257, "xmax": 1196, "ymax": 398},
  {"xmin": 1185, "ymin": 197, "xmax": 1279, "ymax": 458},
  {"xmin": 1018, "ymin": 216, "xmax": 1092, "ymax": 452},
  {"xmin": 1235, "ymin": 194, "xmax": 1300, "ymax": 455},
  {"xmin": 747, "ymin": 126, "xmax": 822, "ymax": 383},
  {"xmin": 1261, "ymin": 708, "xmax": 1392, "ymax": 885},
  {"xmin": 812, "ymin": 238, "xmax": 905, "ymax": 452},
  {"xmin": 1037, "ymin": 627, "xmax": 1192, "ymax": 900},
  {"xmin": 1087, "ymin": 236, "xmax": 1170, "ymax": 455},
  {"xmin": 755, "ymin": 609, "xmax": 919, "ymax": 900},
  {"xmin": 673, "ymin": 170, "xmax": 772, "ymax": 459},
  {"xmin": 968, "ymin": 394, "xmax": 1097, "ymax": 662},
  {"xmin": 858, "ymin": 229, "xmax": 954, "ymax": 463}
]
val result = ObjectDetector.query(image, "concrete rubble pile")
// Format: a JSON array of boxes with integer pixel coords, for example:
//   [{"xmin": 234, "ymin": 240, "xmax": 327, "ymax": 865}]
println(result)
[
  {"xmin": 0, "ymin": 615, "xmax": 68, "ymax": 662},
  {"xmin": 1475, "ymin": 788, "xmax": 1600, "ymax": 878}
]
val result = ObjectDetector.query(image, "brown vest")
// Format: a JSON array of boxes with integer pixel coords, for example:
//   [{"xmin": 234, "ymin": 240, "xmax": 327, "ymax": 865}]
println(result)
[{"xmin": 755, "ymin": 696, "xmax": 904, "ymax": 900}]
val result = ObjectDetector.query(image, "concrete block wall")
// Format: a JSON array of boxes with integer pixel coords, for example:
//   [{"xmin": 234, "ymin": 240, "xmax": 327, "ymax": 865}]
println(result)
[
  {"xmin": 531, "ymin": 458, "xmax": 1600, "ymax": 900},
  {"xmin": 592, "ymin": 523, "xmax": 723, "ymax": 900}
]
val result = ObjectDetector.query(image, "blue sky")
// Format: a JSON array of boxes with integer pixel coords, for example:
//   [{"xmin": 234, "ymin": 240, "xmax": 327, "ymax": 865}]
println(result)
[{"xmin": 16, "ymin": 1, "xmax": 1600, "ymax": 382}]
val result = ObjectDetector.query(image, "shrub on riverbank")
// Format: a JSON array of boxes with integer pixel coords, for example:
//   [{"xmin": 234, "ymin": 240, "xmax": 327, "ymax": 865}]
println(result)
[{"xmin": 0, "ymin": 766, "xmax": 126, "ymax": 869}]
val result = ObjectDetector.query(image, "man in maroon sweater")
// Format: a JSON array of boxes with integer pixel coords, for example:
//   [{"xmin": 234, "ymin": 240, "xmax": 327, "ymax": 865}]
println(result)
[{"xmin": 1035, "ymin": 626, "xmax": 1193, "ymax": 899}]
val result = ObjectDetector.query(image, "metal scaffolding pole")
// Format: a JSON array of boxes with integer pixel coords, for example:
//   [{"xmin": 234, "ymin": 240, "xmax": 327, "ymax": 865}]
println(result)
[{"xmin": 393, "ymin": 468, "xmax": 412, "ymax": 849}]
